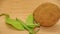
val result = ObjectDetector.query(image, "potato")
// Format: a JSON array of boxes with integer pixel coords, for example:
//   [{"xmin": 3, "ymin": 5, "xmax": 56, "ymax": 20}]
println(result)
[{"xmin": 33, "ymin": 2, "xmax": 60, "ymax": 27}]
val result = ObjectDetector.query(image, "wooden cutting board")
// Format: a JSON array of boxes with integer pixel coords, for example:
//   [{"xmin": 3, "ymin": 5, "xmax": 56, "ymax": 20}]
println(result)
[{"xmin": 0, "ymin": 0, "xmax": 60, "ymax": 34}]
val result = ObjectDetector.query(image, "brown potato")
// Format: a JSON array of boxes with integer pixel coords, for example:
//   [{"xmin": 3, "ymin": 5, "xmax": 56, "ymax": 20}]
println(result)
[{"xmin": 33, "ymin": 2, "xmax": 60, "ymax": 27}]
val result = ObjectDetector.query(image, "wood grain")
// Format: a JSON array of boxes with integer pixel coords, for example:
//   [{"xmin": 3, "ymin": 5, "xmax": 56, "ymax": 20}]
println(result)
[{"xmin": 0, "ymin": 0, "xmax": 60, "ymax": 34}]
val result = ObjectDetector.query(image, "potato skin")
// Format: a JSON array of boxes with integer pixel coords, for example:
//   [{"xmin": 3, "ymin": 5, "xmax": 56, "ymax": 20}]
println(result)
[{"xmin": 33, "ymin": 2, "xmax": 60, "ymax": 27}]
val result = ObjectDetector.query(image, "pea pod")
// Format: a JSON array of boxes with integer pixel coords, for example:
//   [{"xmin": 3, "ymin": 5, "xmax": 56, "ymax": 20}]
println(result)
[
  {"xmin": 0, "ymin": 14, "xmax": 25, "ymax": 30},
  {"xmin": 26, "ymin": 14, "xmax": 35, "ymax": 28},
  {"xmin": 26, "ymin": 14, "xmax": 34, "ymax": 24},
  {"xmin": 25, "ymin": 14, "xmax": 40, "ymax": 34},
  {"xmin": 26, "ymin": 14, "xmax": 40, "ymax": 29},
  {"xmin": 16, "ymin": 18, "xmax": 35, "ymax": 34},
  {"xmin": 16, "ymin": 18, "xmax": 31, "ymax": 31}
]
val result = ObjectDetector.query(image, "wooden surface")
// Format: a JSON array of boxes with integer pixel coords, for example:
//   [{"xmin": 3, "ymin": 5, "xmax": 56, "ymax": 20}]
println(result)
[{"xmin": 0, "ymin": 0, "xmax": 60, "ymax": 34}]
